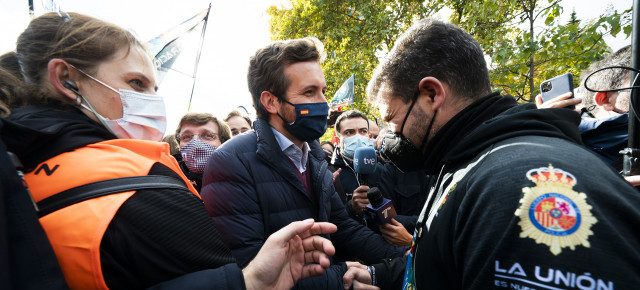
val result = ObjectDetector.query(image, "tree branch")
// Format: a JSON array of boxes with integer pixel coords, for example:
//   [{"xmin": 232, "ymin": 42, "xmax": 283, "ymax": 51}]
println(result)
[
  {"xmin": 534, "ymin": 34, "xmax": 604, "ymax": 66},
  {"xmin": 533, "ymin": 0, "xmax": 561, "ymax": 22}
]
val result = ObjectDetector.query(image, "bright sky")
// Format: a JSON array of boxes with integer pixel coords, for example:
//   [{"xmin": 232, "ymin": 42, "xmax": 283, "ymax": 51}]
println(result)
[{"xmin": 0, "ymin": 0, "xmax": 632, "ymax": 135}]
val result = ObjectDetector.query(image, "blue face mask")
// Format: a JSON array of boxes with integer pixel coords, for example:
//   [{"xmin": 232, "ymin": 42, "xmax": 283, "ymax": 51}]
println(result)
[
  {"xmin": 342, "ymin": 134, "xmax": 371, "ymax": 158},
  {"xmin": 276, "ymin": 95, "xmax": 329, "ymax": 142}
]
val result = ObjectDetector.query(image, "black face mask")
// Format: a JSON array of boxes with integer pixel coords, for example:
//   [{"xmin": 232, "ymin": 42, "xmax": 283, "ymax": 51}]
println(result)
[{"xmin": 380, "ymin": 96, "xmax": 437, "ymax": 173}]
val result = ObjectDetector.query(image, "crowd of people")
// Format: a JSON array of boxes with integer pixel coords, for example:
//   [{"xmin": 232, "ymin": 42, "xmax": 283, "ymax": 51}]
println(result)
[{"xmin": 1, "ymin": 11, "xmax": 640, "ymax": 290}]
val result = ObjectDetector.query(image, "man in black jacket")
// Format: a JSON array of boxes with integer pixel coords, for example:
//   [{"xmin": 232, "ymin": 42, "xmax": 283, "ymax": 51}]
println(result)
[
  {"xmin": 329, "ymin": 110, "xmax": 382, "ymax": 217},
  {"xmin": 201, "ymin": 37, "xmax": 405, "ymax": 289},
  {"xmin": 343, "ymin": 18, "xmax": 640, "ymax": 289}
]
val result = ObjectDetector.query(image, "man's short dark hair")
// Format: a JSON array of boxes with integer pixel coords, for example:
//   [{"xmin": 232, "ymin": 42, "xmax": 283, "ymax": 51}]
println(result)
[
  {"xmin": 224, "ymin": 109, "xmax": 252, "ymax": 128},
  {"xmin": 581, "ymin": 45, "xmax": 631, "ymax": 114},
  {"xmin": 247, "ymin": 37, "xmax": 326, "ymax": 120},
  {"xmin": 334, "ymin": 110, "xmax": 369, "ymax": 136},
  {"xmin": 367, "ymin": 18, "xmax": 491, "ymax": 104}
]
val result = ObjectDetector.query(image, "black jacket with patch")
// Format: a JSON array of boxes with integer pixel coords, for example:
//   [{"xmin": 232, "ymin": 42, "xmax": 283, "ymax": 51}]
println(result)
[{"xmin": 373, "ymin": 94, "xmax": 640, "ymax": 289}]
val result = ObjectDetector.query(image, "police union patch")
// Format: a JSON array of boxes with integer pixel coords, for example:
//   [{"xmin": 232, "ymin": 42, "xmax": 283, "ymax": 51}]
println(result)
[{"xmin": 515, "ymin": 165, "xmax": 597, "ymax": 255}]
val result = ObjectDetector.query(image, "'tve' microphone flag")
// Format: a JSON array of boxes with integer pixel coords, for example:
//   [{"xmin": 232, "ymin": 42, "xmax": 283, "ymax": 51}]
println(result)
[
  {"xmin": 353, "ymin": 147, "xmax": 376, "ymax": 185},
  {"xmin": 365, "ymin": 187, "xmax": 397, "ymax": 224}
]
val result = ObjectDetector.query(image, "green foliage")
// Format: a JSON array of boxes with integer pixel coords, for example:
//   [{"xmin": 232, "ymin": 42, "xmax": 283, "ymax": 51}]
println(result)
[
  {"xmin": 267, "ymin": 0, "xmax": 632, "ymax": 107},
  {"xmin": 319, "ymin": 126, "xmax": 334, "ymax": 143},
  {"xmin": 435, "ymin": 0, "xmax": 632, "ymax": 102}
]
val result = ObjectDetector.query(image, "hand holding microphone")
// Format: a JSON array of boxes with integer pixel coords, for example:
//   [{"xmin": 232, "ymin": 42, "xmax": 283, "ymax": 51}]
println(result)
[
  {"xmin": 351, "ymin": 185, "xmax": 370, "ymax": 215},
  {"xmin": 379, "ymin": 219, "xmax": 412, "ymax": 246},
  {"xmin": 353, "ymin": 147, "xmax": 377, "ymax": 186},
  {"xmin": 364, "ymin": 187, "xmax": 397, "ymax": 225},
  {"xmin": 352, "ymin": 147, "xmax": 377, "ymax": 214}
]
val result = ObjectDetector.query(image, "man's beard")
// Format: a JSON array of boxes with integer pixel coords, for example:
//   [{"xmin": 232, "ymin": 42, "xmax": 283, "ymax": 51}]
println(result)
[
  {"xmin": 278, "ymin": 103, "xmax": 295, "ymax": 126},
  {"xmin": 405, "ymin": 103, "xmax": 435, "ymax": 153}
]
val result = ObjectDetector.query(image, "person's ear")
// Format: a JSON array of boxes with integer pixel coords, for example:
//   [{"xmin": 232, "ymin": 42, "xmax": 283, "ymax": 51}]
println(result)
[
  {"xmin": 47, "ymin": 59, "xmax": 80, "ymax": 102},
  {"xmin": 260, "ymin": 91, "xmax": 281, "ymax": 114},
  {"xmin": 417, "ymin": 77, "xmax": 446, "ymax": 111},
  {"xmin": 595, "ymin": 92, "xmax": 615, "ymax": 111}
]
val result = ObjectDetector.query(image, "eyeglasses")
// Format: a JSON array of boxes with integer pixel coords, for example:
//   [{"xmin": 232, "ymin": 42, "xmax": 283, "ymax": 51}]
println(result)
[{"xmin": 179, "ymin": 132, "xmax": 219, "ymax": 142}]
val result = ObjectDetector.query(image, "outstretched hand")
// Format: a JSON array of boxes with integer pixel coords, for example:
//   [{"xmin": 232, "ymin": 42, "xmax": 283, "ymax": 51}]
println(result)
[{"xmin": 243, "ymin": 219, "xmax": 337, "ymax": 290}]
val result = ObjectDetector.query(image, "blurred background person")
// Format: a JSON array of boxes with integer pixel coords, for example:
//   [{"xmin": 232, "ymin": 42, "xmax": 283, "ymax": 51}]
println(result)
[
  {"xmin": 174, "ymin": 112, "xmax": 231, "ymax": 192},
  {"xmin": 368, "ymin": 118, "xmax": 380, "ymax": 147},
  {"xmin": 535, "ymin": 45, "xmax": 632, "ymax": 175},
  {"xmin": 0, "ymin": 52, "xmax": 22, "ymax": 117},
  {"xmin": 224, "ymin": 109, "xmax": 252, "ymax": 137},
  {"xmin": 580, "ymin": 45, "xmax": 631, "ymax": 168},
  {"xmin": 162, "ymin": 133, "xmax": 180, "ymax": 155},
  {"xmin": 320, "ymin": 140, "xmax": 334, "ymax": 161}
]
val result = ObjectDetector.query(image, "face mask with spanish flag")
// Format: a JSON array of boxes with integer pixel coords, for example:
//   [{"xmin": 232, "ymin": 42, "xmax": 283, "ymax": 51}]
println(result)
[{"xmin": 275, "ymin": 95, "xmax": 329, "ymax": 142}]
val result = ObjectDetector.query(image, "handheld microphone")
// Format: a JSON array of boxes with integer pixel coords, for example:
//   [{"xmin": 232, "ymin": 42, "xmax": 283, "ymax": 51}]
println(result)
[
  {"xmin": 353, "ymin": 147, "xmax": 376, "ymax": 186},
  {"xmin": 365, "ymin": 187, "xmax": 397, "ymax": 224}
]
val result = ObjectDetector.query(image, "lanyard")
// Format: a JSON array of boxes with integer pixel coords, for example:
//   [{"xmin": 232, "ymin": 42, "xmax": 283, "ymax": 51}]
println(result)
[
  {"xmin": 402, "ymin": 163, "xmax": 448, "ymax": 289},
  {"xmin": 402, "ymin": 147, "xmax": 498, "ymax": 289}
]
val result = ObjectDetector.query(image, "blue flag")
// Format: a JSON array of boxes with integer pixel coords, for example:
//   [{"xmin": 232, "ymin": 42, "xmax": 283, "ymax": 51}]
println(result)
[{"xmin": 329, "ymin": 74, "xmax": 354, "ymax": 111}]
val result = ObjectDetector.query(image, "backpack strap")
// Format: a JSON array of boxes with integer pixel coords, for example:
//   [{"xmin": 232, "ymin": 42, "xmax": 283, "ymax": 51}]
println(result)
[{"xmin": 37, "ymin": 175, "xmax": 188, "ymax": 218}]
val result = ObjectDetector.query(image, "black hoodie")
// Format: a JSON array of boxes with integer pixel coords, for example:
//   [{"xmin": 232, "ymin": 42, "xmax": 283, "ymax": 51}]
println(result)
[
  {"xmin": 373, "ymin": 93, "xmax": 640, "ymax": 289},
  {"xmin": 2, "ymin": 105, "xmax": 115, "ymax": 172},
  {"xmin": 421, "ymin": 93, "xmax": 582, "ymax": 175}
]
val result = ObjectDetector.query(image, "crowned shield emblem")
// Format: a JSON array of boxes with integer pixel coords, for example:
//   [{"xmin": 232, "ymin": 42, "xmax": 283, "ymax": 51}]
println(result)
[{"xmin": 515, "ymin": 165, "xmax": 597, "ymax": 255}]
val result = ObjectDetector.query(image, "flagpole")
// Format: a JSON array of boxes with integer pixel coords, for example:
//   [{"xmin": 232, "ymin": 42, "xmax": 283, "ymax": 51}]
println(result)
[
  {"xmin": 28, "ymin": 0, "xmax": 34, "ymax": 18},
  {"xmin": 187, "ymin": 3, "xmax": 211, "ymax": 112}
]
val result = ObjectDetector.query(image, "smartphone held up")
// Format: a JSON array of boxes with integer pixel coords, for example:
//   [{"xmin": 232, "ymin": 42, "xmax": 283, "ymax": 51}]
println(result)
[{"xmin": 540, "ymin": 73, "xmax": 575, "ymax": 110}]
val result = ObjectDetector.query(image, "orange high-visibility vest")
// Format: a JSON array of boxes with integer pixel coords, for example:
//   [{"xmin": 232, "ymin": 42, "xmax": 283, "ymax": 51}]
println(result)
[{"xmin": 26, "ymin": 139, "xmax": 199, "ymax": 289}]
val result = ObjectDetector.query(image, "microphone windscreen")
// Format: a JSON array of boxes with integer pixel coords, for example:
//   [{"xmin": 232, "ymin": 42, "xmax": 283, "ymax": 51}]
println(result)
[
  {"xmin": 367, "ymin": 187, "xmax": 384, "ymax": 207},
  {"xmin": 353, "ymin": 147, "xmax": 377, "ymax": 175}
]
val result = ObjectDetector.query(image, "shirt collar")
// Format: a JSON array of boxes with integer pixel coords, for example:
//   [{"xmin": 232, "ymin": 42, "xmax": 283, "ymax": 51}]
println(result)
[{"xmin": 271, "ymin": 127, "xmax": 309, "ymax": 173}]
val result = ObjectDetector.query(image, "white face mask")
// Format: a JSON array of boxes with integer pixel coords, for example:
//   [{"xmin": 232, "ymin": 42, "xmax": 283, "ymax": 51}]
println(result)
[
  {"xmin": 342, "ymin": 134, "xmax": 371, "ymax": 158},
  {"xmin": 73, "ymin": 66, "xmax": 167, "ymax": 141}
]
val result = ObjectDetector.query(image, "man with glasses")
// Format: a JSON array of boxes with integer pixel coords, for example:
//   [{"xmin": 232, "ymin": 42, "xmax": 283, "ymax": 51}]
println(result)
[{"xmin": 173, "ymin": 112, "xmax": 231, "ymax": 192}]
